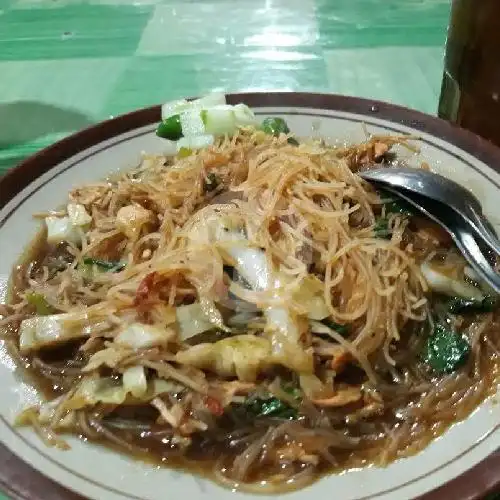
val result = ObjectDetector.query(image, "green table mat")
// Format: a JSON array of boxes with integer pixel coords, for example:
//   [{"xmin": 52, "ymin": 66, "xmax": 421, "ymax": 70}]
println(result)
[{"xmin": 0, "ymin": 0, "xmax": 451, "ymax": 174}]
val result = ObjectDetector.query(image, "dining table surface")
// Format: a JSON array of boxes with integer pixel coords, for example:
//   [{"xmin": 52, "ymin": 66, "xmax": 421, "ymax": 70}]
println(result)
[
  {"xmin": 0, "ymin": 0, "xmax": 453, "ymax": 177},
  {"xmin": 0, "ymin": 0, "xmax": 498, "ymax": 499}
]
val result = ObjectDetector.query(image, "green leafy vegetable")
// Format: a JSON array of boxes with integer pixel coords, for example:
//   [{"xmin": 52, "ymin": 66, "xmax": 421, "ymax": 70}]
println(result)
[
  {"xmin": 423, "ymin": 323, "xmax": 470, "ymax": 374},
  {"xmin": 156, "ymin": 114, "xmax": 183, "ymax": 141},
  {"xmin": 235, "ymin": 385, "xmax": 301, "ymax": 420},
  {"xmin": 384, "ymin": 198, "xmax": 415, "ymax": 217},
  {"xmin": 82, "ymin": 258, "xmax": 125, "ymax": 272},
  {"xmin": 373, "ymin": 190, "xmax": 415, "ymax": 239},
  {"xmin": 203, "ymin": 172, "xmax": 220, "ymax": 192},
  {"xmin": 374, "ymin": 217, "xmax": 391, "ymax": 239},
  {"xmin": 378, "ymin": 189, "xmax": 415, "ymax": 217},
  {"xmin": 261, "ymin": 117, "xmax": 290, "ymax": 136},
  {"xmin": 244, "ymin": 397, "xmax": 297, "ymax": 419},
  {"xmin": 321, "ymin": 318, "xmax": 349, "ymax": 336},
  {"xmin": 447, "ymin": 295, "xmax": 497, "ymax": 314},
  {"xmin": 25, "ymin": 293, "xmax": 54, "ymax": 315}
]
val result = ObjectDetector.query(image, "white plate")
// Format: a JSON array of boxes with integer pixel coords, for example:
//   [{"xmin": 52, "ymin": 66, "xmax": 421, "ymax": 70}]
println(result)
[{"xmin": 0, "ymin": 93, "xmax": 499, "ymax": 500}]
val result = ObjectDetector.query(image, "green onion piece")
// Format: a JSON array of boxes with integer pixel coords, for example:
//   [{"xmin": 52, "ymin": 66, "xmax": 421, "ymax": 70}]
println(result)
[
  {"xmin": 26, "ymin": 293, "xmax": 54, "ymax": 315},
  {"xmin": 261, "ymin": 117, "xmax": 290, "ymax": 136},
  {"xmin": 321, "ymin": 318, "xmax": 349, "ymax": 336},
  {"xmin": 287, "ymin": 137, "xmax": 299, "ymax": 146},
  {"xmin": 178, "ymin": 147, "xmax": 192, "ymax": 158},
  {"xmin": 374, "ymin": 217, "xmax": 391, "ymax": 239},
  {"xmin": 379, "ymin": 189, "xmax": 415, "ymax": 217},
  {"xmin": 82, "ymin": 258, "xmax": 125, "ymax": 272},
  {"xmin": 156, "ymin": 114, "xmax": 183, "ymax": 140}
]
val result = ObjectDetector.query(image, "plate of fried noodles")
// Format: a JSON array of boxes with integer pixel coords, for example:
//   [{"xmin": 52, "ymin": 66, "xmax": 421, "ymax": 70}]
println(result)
[{"xmin": 0, "ymin": 92, "xmax": 499, "ymax": 500}]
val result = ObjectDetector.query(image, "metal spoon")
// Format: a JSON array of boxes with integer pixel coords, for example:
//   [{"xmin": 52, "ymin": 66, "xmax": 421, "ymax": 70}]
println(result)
[
  {"xmin": 372, "ymin": 185, "xmax": 500, "ymax": 293},
  {"xmin": 359, "ymin": 167, "xmax": 500, "ymax": 257}
]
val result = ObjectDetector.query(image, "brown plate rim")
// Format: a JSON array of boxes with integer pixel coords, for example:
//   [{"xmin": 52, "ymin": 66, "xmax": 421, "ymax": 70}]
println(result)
[{"xmin": 0, "ymin": 91, "xmax": 499, "ymax": 500}]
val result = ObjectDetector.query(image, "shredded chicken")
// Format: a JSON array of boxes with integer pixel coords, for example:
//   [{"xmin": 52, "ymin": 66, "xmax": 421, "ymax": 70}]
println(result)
[{"xmin": 312, "ymin": 385, "xmax": 362, "ymax": 407}]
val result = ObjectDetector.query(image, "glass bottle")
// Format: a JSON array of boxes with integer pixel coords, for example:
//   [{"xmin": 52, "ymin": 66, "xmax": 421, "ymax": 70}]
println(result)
[{"xmin": 438, "ymin": 0, "xmax": 500, "ymax": 146}]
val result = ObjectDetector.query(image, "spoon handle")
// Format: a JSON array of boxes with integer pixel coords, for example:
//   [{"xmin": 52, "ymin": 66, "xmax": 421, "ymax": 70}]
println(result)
[
  {"xmin": 461, "ymin": 207, "xmax": 500, "ymax": 257},
  {"xmin": 452, "ymin": 224, "xmax": 500, "ymax": 294}
]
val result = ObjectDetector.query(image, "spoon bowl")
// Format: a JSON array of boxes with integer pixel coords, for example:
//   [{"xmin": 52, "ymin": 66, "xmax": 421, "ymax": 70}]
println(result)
[
  {"xmin": 360, "ymin": 167, "xmax": 500, "ymax": 256},
  {"xmin": 377, "ymin": 185, "xmax": 500, "ymax": 293}
]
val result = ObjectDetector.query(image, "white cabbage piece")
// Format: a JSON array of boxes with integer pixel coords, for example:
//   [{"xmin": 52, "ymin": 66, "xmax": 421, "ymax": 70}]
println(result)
[
  {"xmin": 19, "ymin": 313, "xmax": 86, "ymax": 353},
  {"xmin": 115, "ymin": 323, "xmax": 176, "ymax": 350},
  {"xmin": 122, "ymin": 365, "xmax": 148, "ymax": 398},
  {"xmin": 176, "ymin": 134, "xmax": 214, "ymax": 152},
  {"xmin": 191, "ymin": 92, "xmax": 227, "ymax": 109},
  {"xmin": 233, "ymin": 103, "xmax": 258, "ymax": 127},
  {"xmin": 67, "ymin": 203, "xmax": 92, "ymax": 226},
  {"xmin": 198, "ymin": 297, "xmax": 230, "ymax": 332},
  {"xmin": 421, "ymin": 261, "xmax": 483, "ymax": 300},
  {"xmin": 292, "ymin": 275, "xmax": 330, "ymax": 321},
  {"xmin": 116, "ymin": 204, "xmax": 152, "ymax": 240},
  {"xmin": 65, "ymin": 374, "xmax": 183, "ymax": 410},
  {"xmin": 175, "ymin": 334, "xmax": 272, "ymax": 381},
  {"xmin": 45, "ymin": 216, "xmax": 81, "ymax": 245},
  {"xmin": 175, "ymin": 302, "xmax": 215, "ymax": 340},
  {"xmin": 187, "ymin": 214, "xmax": 314, "ymax": 374}
]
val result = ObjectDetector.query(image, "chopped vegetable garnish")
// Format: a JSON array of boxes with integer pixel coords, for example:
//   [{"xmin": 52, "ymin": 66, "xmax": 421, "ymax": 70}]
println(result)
[
  {"xmin": 247, "ymin": 397, "xmax": 297, "ymax": 419},
  {"xmin": 156, "ymin": 114, "xmax": 183, "ymax": 141},
  {"xmin": 176, "ymin": 134, "xmax": 214, "ymax": 152},
  {"xmin": 423, "ymin": 323, "xmax": 470, "ymax": 374},
  {"xmin": 374, "ymin": 217, "xmax": 391, "ymax": 239},
  {"xmin": 373, "ymin": 191, "xmax": 414, "ymax": 239},
  {"xmin": 177, "ymin": 147, "xmax": 192, "ymax": 158},
  {"xmin": 379, "ymin": 190, "xmax": 415, "ymax": 217},
  {"xmin": 261, "ymin": 117, "xmax": 290, "ymax": 136},
  {"xmin": 157, "ymin": 95, "xmax": 258, "ymax": 147},
  {"xmin": 287, "ymin": 137, "xmax": 299, "ymax": 146},
  {"xmin": 321, "ymin": 318, "xmax": 349, "ymax": 336},
  {"xmin": 241, "ymin": 387, "xmax": 301, "ymax": 420},
  {"xmin": 201, "ymin": 106, "xmax": 236, "ymax": 135},
  {"xmin": 26, "ymin": 293, "xmax": 55, "ymax": 315}
]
